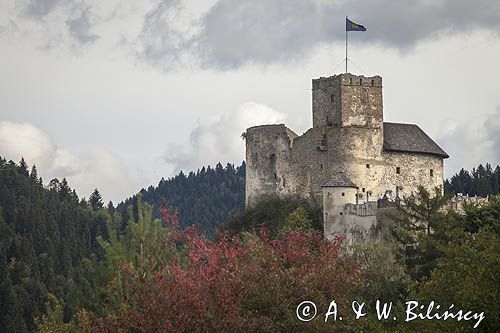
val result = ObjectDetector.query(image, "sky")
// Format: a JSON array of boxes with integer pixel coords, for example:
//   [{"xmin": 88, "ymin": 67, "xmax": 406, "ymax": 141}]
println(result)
[{"xmin": 1, "ymin": 0, "xmax": 499, "ymax": 203}]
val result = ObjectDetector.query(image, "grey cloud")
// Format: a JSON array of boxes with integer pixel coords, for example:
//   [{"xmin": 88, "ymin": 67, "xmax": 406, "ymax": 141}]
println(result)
[
  {"xmin": 137, "ymin": 0, "xmax": 500, "ymax": 69},
  {"xmin": 198, "ymin": 0, "xmax": 500, "ymax": 68},
  {"xmin": 66, "ymin": 7, "xmax": 99, "ymax": 44},
  {"xmin": 137, "ymin": 0, "xmax": 188, "ymax": 67},
  {"xmin": 198, "ymin": 0, "xmax": 323, "ymax": 68},
  {"xmin": 439, "ymin": 106, "xmax": 500, "ymax": 175},
  {"xmin": 24, "ymin": 0, "xmax": 60, "ymax": 19},
  {"xmin": 484, "ymin": 106, "xmax": 500, "ymax": 162},
  {"xmin": 19, "ymin": 0, "xmax": 100, "ymax": 46},
  {"xmin": 13, "ymin": 0, "xmax": 500, "ymax": 68}
]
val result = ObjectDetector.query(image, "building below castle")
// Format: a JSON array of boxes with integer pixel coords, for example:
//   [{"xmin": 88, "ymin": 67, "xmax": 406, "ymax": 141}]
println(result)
[{"xmin": 244, "ymin": 73, "xmax": 449, "ymax": 242}]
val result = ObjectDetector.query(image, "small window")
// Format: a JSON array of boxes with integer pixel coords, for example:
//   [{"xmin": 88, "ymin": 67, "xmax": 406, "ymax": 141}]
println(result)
[
  {"xmin": 362, "ymin": 188, "xmax": 365, "ymax": 192},
  {"xmin": 326, "ymin": 116, "xmax": 332, "ymax": 126},
  {"xmin": 341, "ymin": 192, "xmax": 345, "ymax": 196},
  {"xmin": 366, "ymin": 164, "xmax": 370, "ymax": 169},
  {"xmin": 360, "ymin": 78, "xmax": 362, "ymax": 85},
  {"xmin": 270, "ymin": 153, "xmax": 276, "ymax": 161},
  {"xmin": 330, "ymin": 94, "xmax": 335, "ymax": 102},
  {"xmin": 349, "ymin": 78, "xmax": 352, "ymax": 85},
  {"xmin": 396, "ymin": 167, "xmax": 401, "ymax": 175},
  {"xmin": 274, "ymin": 173, "xmax": 277, "ymax": 179},
  {"xmin": 320, "ymin": 163, "xmax": 324, "ymax": 169},
  {"xmin": 430, "ymin": 169, "xmax": 434, "ymax": 177},
  {"xmin": 340, "ymin": 212, "xmax": 343, "ymax": 215},
  {"xmin": 371, "ymin": 79, "xmax": 374, "ymax": 86}
]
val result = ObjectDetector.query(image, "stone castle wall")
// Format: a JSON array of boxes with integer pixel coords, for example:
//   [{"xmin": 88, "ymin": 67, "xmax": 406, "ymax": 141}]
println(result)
[
  {"xmin": 312, "ymin": 74, "xmax": 383, "ymax": 128},
  {"xmin": 246, "ymin": 124, "xmax": 443, "ymax": 207},
  {"xmin": 245, "ymin": 73, "xmax": 446, "ymax": 242}
]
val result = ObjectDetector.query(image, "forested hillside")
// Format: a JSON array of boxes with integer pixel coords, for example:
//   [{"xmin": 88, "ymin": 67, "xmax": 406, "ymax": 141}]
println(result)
[
  {"xmin": 119, "ymin": 162, "xmax": 245, "ymax": 234},
  {"xmin": 0, "ymin": 157, "xmax": 116, "ymax": 332},
  {"xmin": 445, "ymin": 163, "xmax": 500, "ymax": 196},
  {"xmin": 40, "ymin": 187, "xmax": 500, "ymax": 332},
  {"xmin": 2, "ymin": 155, "xmax": 500, "ymax": 332}
]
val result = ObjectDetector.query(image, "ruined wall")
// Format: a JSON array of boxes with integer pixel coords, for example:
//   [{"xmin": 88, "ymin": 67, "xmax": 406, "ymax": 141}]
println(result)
[{"xmin": 245, "ymin": 124, "xmax": 299, "ymax": 206}]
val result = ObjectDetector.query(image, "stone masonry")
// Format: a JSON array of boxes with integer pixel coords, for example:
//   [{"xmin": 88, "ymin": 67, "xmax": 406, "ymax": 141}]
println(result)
[{"xmin": 244, "ymin": 73, "xmax": 449, "ymax": 241}]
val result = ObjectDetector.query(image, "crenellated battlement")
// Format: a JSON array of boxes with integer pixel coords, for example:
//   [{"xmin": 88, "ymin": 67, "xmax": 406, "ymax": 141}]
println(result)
[{"xmin": 312, "ymin": 73, "xmax": 382, "ymax": 89}]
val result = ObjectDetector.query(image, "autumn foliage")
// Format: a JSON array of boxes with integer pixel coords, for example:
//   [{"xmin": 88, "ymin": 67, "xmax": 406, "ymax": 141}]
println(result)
[{"xmin": 85, "ymin": 197, "xmax": 362, "ymax": 332}]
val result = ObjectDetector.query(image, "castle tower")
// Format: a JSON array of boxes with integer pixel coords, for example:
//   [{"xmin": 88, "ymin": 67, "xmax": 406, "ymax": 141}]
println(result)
[
  {"xmin": 244, "ymin": 124, "xmax": 298, "ymax": 207},
  {"xmin": 312, "ymin": 73, "xmax": 383, "ymax": 128}
]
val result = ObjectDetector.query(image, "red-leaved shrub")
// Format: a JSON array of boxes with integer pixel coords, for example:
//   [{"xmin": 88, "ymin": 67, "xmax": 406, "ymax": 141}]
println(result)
[{"xmin": 92, "ymin": 201, "xmax": 363, "ymax": 332}]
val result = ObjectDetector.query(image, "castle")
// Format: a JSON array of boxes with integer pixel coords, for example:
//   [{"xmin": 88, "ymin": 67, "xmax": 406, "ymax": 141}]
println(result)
[{"xmin": 244, "ymin": 73, "xmax": 449, "ymax": 242}]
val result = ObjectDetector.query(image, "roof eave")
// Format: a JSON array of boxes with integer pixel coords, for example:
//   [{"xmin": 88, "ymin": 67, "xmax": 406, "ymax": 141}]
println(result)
[{"xmin": 383, "ymin": 147, "xmax": 449, "ymax": 159}]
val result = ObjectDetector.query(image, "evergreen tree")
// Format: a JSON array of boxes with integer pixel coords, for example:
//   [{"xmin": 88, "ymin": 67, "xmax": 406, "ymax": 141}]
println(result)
[
  {"xmin": 0, "ymin": 156, "xmax": 115, "ymax": 331},
  {"xmin": 118, "ymin": 162, "xmax": 246, "ymax": 234},
  {"xmin": 446, "ymin": 163, "xmax": 500, "ymax": 196},
  {"xmin": 18, "ymin": 158, "xmax": 29, "ymax": 177},
  {"xmin": 89, "ymin": 189, "xmax": 103, "ymax": 210},
  {"xmin": 30, "ymin": 165, "xmax": 38, "ymax": 182}
]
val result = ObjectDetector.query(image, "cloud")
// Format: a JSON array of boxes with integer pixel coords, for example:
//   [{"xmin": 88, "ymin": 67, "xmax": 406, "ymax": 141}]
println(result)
[
  {"xmin": 17, "ymin": 0, "xmax": 102, "ymax": 46},
  {"xmin": 199, "ymin": 0, "xmax": 500, "ymax": 68},
  {"xmin": 66, "ymin": 7, "xmax": 99, "ymax": 44},
  {"xmin": 62, "ymin": 148, "xmax": 142, "ymax": 203},
  {"xmin": 0, "ymin": 121, "xmax": 144, "ymax": 202},
  {"xmin": 11, "ymin": 0, "xmax": 500, "ymax": 69},
  {"xmin": 438, "ymin": 105, "xmax": 500, "ymax": 176},
  {"xmin": 136, "ymin": 0, "xmax": 191, "ymax": 67},
  {"xmin": 164, "ymin": 102, "xmax": 286, "ymax": 172},
  {"xmin": 138, "ymin": 0, "xmax": 500, "ymax": 69},
  {"xmin": 24, "ymin": 0, "xmax": 60, "ymax": 19},
  {"xmin": 0, "ymin": 121, "xmax": 57, "ymax": 172},
  {"xmin": 484, "ymin": 106, "xmax": 500, "ymax": 162}
]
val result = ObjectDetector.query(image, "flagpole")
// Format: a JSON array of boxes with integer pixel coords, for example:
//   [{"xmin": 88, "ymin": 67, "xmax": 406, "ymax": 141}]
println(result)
[{"xmin": 345, "ymin": 16, "xmax": 348, "ymax": 73}]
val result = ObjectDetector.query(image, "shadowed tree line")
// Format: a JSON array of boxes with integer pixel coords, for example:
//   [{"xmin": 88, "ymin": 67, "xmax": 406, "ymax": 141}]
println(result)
[
  {"xmin": 118, "ymin": 162, "xmax": 245, "ymax": 235},
  {"xmin": 445, "ymin": 163, "xmax": 500, "ymax": 197}
]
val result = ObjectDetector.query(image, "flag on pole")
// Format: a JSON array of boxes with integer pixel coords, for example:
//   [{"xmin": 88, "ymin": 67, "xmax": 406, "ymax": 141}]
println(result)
[{"xmin": 346, "ymin": 18, "xmax": 366, "ymax": 31}]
